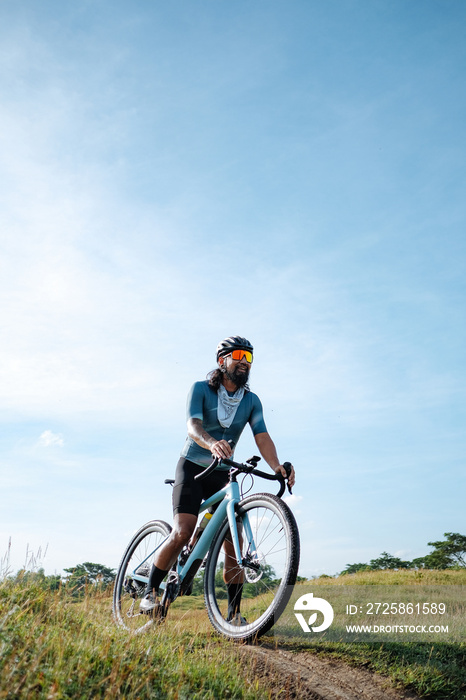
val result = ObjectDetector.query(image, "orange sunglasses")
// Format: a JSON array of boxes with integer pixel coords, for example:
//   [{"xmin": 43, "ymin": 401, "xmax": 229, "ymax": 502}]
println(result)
[{"xmin": 229, "ymin": 349, "xmax": 253, "ymax": 363}]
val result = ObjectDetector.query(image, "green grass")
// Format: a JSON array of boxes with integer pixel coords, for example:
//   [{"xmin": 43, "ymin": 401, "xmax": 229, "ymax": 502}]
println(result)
[
  {"xmin": 272, "ymin": 570, "xmax": 466, "ymax": 699},
  {"xmin": 1, "ymin": 570, "xmax": 464, "ymax": 699},
  {"xmin": 0, "ymin": 578, "xmax": 266, "ymax": 699},
  {"xmin": 313, "ymin": 568, "xmax": 466, "ymax": 586}
]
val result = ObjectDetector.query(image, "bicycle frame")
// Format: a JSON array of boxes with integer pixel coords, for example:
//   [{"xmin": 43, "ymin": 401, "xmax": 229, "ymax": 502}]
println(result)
[
  {"xmin": 113, "ymin": 455, "xmax": 298, "ymax": 641},
  {"xmin": 128, "ymin": 477, "xmax": 255, "ymax": 592}
]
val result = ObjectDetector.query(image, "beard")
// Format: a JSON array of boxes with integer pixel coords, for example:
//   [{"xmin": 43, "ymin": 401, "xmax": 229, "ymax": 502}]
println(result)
[{"xmin": 225, "ymin": 364, "xmax": 250, "ymax": 388}]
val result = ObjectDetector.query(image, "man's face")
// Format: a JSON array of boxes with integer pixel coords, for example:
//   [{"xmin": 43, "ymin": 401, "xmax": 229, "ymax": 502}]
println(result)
[{"xmin": 220, "ymin": 352, "xmax": 252, "ymax": 387}]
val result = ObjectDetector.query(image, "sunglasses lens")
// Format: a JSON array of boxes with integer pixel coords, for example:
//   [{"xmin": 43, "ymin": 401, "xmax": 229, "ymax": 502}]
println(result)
[{"xmin": 231, "ymin": 350, "xmax": 253, "ymax": 363}]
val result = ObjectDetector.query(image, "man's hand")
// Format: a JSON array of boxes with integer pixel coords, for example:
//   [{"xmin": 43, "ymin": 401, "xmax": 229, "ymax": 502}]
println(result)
[
  {"xmin": 187, "ymin": 418, "xmax": 233, "ymax": 461},
  {"xmin": 210, "ymin": 439, "xmax": 234, "ymax": 460},
  {"xmin": 273, "ymin": 463, "xmax": 296, "ymax": 489}
]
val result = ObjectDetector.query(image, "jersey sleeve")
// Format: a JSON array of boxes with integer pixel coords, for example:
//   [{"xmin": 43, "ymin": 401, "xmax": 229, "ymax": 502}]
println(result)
[
  {"xmin": 249, "ymin": 394, "xmax": 268, "ymax": 435},
  {"xmin": 186, "ymin": 382, "xmax": 205, "ymax": 421}
]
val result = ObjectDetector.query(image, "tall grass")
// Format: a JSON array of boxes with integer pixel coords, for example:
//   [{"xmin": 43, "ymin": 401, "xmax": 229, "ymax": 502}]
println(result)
[
  {"xmin": 312, "ymin": 568, "xmax": 466, "ymax": 586},
  {"xmin": 0, "ymin": 576, "xmax": 266, "ymax": 699}
]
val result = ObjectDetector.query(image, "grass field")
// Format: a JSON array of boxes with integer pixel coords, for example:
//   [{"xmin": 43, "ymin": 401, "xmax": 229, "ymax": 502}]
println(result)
[
  {"xmin": 0, "ymin": 577, "xmax": 265, "ymax": 699},
  {"xmin": 275, "ymin": 570, "xmax": 466, "ymax": 700},
  {"xmin": 0, "ymin": 570, "xmax": 464, "ymax": 699}
]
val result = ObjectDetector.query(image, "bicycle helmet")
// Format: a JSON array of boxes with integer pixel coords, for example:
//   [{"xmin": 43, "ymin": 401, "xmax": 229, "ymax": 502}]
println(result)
[{"xmin": 216, "ymin": 336, "xmax": 254, "ymax": 360}]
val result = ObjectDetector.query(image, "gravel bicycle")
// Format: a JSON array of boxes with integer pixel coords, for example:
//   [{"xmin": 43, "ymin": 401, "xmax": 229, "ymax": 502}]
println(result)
[{"xmin": 112, "ymin": 454, "xmax": 300, "ymax": 642}]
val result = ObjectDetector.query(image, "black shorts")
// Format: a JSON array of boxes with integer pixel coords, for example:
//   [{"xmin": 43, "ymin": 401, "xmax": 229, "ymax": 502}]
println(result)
[{"xmin": 172, "ymin": 457, "xmax": 230, "ymax": 517}]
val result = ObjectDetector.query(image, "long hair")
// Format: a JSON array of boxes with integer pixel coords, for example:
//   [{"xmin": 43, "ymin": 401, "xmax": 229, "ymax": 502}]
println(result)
[{"xmin": 207, "ymin": 368, "xmax": 223, "ymax": 392}]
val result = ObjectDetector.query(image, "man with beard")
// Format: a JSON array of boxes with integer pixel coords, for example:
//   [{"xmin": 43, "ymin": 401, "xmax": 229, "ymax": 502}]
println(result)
[{"xmin": 140, "ymin": 336, "xmax": 296, "ymax": 624}]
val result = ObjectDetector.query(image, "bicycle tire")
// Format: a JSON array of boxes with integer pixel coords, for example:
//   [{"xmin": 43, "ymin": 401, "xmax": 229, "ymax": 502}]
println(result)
[
  {"xmin": 203, "ymin": 493, "xmax": 300, "ymax": 642},
  {"xmin": 113, "ymin": 519, "xmax": 172, "ymax": 633}
]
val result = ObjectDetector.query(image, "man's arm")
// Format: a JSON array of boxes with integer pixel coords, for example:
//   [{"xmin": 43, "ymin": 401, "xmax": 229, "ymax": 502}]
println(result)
[
  {"xmin": 254, "ymin": 432, "xmax": 296, "ymax": 488},
  {"xmin": 187, "ymin": 418, "xmax": 233, "ymax": 460}
]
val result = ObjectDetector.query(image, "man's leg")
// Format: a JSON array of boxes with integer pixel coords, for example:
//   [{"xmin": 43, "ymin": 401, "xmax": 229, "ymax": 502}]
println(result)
[
  {"xmin": 142, "ymin": 513, "xmax": 197, "ymax": 605},
  {"xmin": 223, "ymin": 534, "xmax": 245, "ymax": 621},
  {"xmin": 142, "ymin": 457, "xmax": 202, "ymax": 606},
  {"xmin": 154, "ymin": 512, "xmax": 197, "ymax": 571}
]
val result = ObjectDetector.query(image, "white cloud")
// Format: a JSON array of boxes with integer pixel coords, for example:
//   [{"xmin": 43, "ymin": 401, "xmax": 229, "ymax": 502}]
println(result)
[
  {"xmin": 38, "ymin": 430, "xmax": 64, "ymax": 448},
  {"xmin": 283, "ymin": 494, "xmax": 305, "ymax": 519}
]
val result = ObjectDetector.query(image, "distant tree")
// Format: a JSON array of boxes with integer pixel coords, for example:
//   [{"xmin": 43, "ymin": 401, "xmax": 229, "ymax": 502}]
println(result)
[
  {"xmin": 411, "ymin": 553, "xmax": 450, "ymax": 570},
  {"xmin": 64, "ymin": 562, "xmax": 116, "ymax": 591},
  {"xmin": 413, "ymin": 533, "xmax": 466, "ymax": 569},
  {"xmin": 12, "ymin": 567, "xmax": 62, "ymax": 591},
  {"xmin": 191, "ymin": 569, "xmax": 205, "ymax": 596},
  {"xmin": 340, "ymin": 562, "xmax": 371, "ymax": 575},
  {"xmin": 369, "ymin": 552, "xmax": 412, "ymax": 570},
  {"xmin": 339, "ymin": 534, "xmax": 466, "ymax": 576},
  {"xmin": 428, "ymin": 533, "xmax": 466, "ymax": 568},
  {"xmin": 340, "ymin": 553, "xmax": 412, "ymax": 575}
]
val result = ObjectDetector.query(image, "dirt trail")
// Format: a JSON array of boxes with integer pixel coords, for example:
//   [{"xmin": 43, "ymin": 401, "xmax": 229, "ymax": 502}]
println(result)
[{"xmin": 239, "ymin": 644, "xmax": 420, "ymax": 700}]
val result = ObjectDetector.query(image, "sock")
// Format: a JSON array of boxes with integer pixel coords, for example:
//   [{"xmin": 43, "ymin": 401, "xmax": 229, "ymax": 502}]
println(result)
[
  {"xmin": 227, "ymin": 582, "xmax": 244, "ymax": 620},
  {"xmin": 144, "ymin": 565, "xmax": 169, "ymax": 597}
]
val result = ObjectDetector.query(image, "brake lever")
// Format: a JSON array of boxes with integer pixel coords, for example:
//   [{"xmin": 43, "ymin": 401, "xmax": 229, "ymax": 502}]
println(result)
[{"xmin": 283, "ymin": 462, "xmax": 293, "ymax": 494}]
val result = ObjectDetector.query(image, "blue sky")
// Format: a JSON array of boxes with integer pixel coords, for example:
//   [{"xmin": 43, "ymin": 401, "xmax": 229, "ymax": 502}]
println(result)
[{"xmin": 1, "ymin": 0, "xmax": 465, "ymax": 578}]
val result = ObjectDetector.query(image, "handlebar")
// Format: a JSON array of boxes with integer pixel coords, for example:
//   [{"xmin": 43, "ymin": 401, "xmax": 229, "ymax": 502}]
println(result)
[
  {"xmin": 194, "ymin": 455, "xmax": 221, "ymax": 481},
  {"xmin": 194, "ymin": 455, "xmax": 293, "ymax": 499}
]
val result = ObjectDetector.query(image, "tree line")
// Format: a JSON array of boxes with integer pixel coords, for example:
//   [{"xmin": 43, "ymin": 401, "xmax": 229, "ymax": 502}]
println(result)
[
  {"xmin": 6, "ymin": 532, "xmax": 464, "ymax": 590},
  {"xmin": 340, "ymin": 532, "xmax": 465, "ymax": 575},
  {"xmin": 6, "ymin": 561, "xmax": 116, "ymax": 593}
]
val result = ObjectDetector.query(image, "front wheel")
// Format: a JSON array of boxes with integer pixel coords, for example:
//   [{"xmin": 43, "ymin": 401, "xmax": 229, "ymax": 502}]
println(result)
[
  {"xmin": 113, "ymin": 519, "xmax": 172, "ymax": 633},
  {"xmin": 204, "ymin": 493, "xmax": 300, "ymax": 642}
]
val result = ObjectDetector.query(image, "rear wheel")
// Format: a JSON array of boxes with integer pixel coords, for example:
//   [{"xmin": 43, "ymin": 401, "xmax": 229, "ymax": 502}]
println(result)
[
  {"xmin": 204, "ymin": 494, "xmax": 300, "ymax": 641},
  {"xmin": 112, "ymin": 520, "xmax": 172, "ymax": 633}
]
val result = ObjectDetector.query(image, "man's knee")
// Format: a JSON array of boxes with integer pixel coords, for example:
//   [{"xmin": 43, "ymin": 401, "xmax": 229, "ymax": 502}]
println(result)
[
  {"xmin": 172, "ymin": 526, "xmax": 194, "ymax": 545},
  {"xmin": 171, "ymin": 514, "xmax": 197, "ymax": 545}
]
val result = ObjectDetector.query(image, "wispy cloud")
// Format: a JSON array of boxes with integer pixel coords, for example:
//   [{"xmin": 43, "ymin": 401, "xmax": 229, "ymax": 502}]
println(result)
[{"xmin": 37, "ymin": 431, "xmax": 64, "ymax": 448}]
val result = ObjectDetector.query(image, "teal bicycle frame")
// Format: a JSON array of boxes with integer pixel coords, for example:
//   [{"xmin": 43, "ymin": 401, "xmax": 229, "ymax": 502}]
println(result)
[{"xmin": 129, "ymin": 477, "xmax": 255, "ymax": 593}]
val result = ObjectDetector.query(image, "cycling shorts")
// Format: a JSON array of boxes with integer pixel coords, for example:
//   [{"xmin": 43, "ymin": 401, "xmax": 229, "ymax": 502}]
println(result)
[{"xmin": 172, "ymin": 457, "xmax": 230, "ymax": 517}]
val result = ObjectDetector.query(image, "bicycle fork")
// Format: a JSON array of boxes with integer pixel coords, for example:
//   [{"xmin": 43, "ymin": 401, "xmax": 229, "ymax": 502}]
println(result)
[{"xmin": 227, "ymin": 482, "xmax": 260, "ymax": 572}]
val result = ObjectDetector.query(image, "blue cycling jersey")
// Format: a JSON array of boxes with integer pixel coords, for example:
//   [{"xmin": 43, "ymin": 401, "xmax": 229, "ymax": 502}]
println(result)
[{"xmin": 181, "ymin": 380, "xmax": 268, "ymax": 468}]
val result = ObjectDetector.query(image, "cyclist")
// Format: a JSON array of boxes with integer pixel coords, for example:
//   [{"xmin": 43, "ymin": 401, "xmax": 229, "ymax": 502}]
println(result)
[{"xmin": 140, "ymin": 335, "xmax": 296, "ymax": 624}]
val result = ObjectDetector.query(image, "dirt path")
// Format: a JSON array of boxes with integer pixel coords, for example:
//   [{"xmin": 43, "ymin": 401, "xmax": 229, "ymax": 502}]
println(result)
[{"xmin": 239, "ymin": 644, "xmax": 420, "ymax": 700}]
